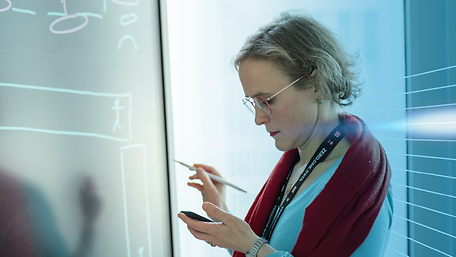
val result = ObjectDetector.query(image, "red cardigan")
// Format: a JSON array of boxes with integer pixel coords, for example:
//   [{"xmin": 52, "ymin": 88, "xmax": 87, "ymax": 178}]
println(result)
[{"xmin": 233, "ymin": 115, "xmax": 391, "ymax": 257}]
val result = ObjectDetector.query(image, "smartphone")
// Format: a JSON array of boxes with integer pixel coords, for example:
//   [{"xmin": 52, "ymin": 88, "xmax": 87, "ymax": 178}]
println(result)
[{"xmin": 180, "ymin": 211, "xmax": 214, "ymax": 222}]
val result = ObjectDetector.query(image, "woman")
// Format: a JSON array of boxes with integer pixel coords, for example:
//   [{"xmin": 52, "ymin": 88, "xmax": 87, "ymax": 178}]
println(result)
[{"xmin": 178, "ymin": 10, "xmax": 392, "ymax": 257}]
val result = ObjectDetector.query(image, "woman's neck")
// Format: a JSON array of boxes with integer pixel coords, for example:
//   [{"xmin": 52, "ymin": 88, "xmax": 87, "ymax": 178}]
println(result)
[{"xmin": 298, "ymin": 110, "xmax": 343, "ymax": 165}]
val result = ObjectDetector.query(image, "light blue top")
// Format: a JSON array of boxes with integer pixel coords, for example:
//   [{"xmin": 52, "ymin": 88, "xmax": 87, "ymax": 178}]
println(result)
[{"xmin": 266, "ymin": 156, "xmax": 393, "ymax": 257}]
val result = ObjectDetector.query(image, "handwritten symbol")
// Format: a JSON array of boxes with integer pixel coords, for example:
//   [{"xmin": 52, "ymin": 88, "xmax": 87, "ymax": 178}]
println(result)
[
  {"xmin": 112, "ymin": 98, "xmax": 124, "ymax": 132},
  {"xmin": 50, "ymin": 0, "xmax": 88, "ymax": 34},
  {"xmin": 111, "ymin": 0, "xmax": 140, "ymax": 6},
  {"xmin": 120, "ymin": 13, "xmax": 138, "ymax": 26},
  {"xmin": 50, "ymin": 14, "xmax": 89, "ymax": 34},
  {"xmin": 118, "ymin": 34, "xmax": 138, "ymax": 51},
  {"xmin": 0, "ymin": 0, "xmax": 11, "ymax": 12}
]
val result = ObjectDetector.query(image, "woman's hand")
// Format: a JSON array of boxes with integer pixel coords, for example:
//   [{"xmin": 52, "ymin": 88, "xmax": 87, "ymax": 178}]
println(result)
[
  {"xmin": 187, "ymin": 164, "xmax": 228, "ymax": 216},
  {"xmin": 177, "ymin": 202, "xmax": 258, "ymax": 253}
]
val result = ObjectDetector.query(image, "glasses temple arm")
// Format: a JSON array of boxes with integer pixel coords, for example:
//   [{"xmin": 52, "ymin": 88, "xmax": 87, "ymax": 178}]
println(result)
[{"xmin": 266, "ymin": 74, "xmax": 307, "ymax": 100}]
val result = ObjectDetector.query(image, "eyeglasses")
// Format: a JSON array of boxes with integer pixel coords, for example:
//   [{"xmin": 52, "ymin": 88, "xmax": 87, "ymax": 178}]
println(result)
[{"xmin": 242, "ymin": 72, "xmax": 311, "ymax": 116}]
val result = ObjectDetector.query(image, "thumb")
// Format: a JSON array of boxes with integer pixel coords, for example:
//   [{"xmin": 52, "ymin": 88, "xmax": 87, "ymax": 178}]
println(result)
[{"xmin": 202, "ymin": 202, "xmax": 228, "ymax": 222}]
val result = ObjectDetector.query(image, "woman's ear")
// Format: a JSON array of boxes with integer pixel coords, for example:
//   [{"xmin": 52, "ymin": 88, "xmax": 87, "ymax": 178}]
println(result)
[
  {"xmin": 309, "ymin": 69, "xmax": 325, "ymax": 99},
  {"xmin": 310, "ymin": 68, "xmax": 317, "ymax": 77},
  {"xmin": 310, "ymin": 68, "xmax": 319, "ymax": 92},
  {"xmin": 311, "ymin": 83, "xmax": 325, "ymax": 100}
]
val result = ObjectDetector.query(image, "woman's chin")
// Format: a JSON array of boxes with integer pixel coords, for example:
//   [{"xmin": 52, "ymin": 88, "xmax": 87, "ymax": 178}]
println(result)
[{"xmin": 274, "ymin": 141, "xmax": 293, "ymax": 152}]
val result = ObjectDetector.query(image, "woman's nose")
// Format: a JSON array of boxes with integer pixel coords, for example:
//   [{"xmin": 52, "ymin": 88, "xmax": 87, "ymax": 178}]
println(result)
[{"xmin": 255, "ymin": 108, "xmax": 270, "ymax": 125}]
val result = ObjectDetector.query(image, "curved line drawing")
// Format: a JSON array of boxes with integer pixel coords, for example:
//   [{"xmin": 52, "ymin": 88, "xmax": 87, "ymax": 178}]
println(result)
[
  {"xmin": 117, "ymin": 35, "xmax": 138, "ymax": 51},
  {"xmin": 0, "ymin": 0, "xmax": 11, "ymax": 12},
  {"xmin": 111, "ymin": 0, "xmax": 139, "ymax": 6},
  {"xmin": 119, "ymin": 13, "xmax": 138, "ymax": 26},
  {"xmin": 50, "ymin": 14, "xmax": 89, "ymax": 34},
  {"xmin": 77, "ymin": 12, "xmax": 103, "ymax": 19}
]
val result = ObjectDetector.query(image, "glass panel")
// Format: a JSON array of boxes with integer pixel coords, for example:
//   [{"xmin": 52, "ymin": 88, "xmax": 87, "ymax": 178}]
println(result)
[{"xmin": 405, "ymin": 1, "xmax": 456, "ymax": 256}]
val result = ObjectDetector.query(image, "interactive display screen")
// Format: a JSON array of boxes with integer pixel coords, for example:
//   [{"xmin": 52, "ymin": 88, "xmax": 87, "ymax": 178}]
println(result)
[{"xmin": 0, "ymin": 1, "xmax": 171, "ymax": 256}]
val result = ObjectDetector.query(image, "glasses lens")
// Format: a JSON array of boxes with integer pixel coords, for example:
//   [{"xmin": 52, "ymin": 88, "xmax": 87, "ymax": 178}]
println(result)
[
  {"xmin": 242, "ymin": 98, "xmax": 255, "ymax": 115},
  {"xmin": 253, "ymin": 96, "xmax": 272, "ymax": 115}
]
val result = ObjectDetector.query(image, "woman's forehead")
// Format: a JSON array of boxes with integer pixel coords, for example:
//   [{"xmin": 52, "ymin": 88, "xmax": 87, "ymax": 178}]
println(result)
[{"xmin": 239, "ymin": 59, "xmax": 288, "ymax": 96}]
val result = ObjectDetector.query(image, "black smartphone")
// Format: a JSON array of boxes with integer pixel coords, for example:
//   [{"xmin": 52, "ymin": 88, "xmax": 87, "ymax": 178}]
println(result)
[{"xmin": 180, "ymin": 211, "xmax": 214, "ymax": 222}]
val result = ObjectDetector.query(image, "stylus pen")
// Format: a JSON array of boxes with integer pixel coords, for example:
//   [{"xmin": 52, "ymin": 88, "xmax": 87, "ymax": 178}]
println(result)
[{"xmin": 173, "ymin": 159, "xmax": 247, "ymax": 193}]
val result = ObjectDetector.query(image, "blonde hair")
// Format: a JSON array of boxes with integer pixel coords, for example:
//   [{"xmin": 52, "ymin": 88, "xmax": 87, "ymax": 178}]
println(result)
[{"xmin": 234, "ymin": 10, "xmax": 362, "ymax": 107}]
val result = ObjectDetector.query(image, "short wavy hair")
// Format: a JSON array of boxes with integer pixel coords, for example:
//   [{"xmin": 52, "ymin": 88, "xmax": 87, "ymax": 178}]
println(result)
[{"xmin": 234, "ymin": 10, "xmax": 362, "ymax": 107}]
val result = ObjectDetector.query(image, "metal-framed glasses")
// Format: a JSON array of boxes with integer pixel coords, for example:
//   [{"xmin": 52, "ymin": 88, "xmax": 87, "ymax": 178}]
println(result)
[{"xmin": 242, "ymin": 72, "xmax": 311, "ymax": 116}]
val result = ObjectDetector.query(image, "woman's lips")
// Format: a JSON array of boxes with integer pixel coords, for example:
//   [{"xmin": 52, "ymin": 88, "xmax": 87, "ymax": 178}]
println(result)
[{"xmin": 269, "ymin": 131, "xmax": 279, "ymax": 137}]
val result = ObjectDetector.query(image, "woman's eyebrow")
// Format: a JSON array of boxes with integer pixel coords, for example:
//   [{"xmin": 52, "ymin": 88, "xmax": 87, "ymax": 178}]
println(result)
[{"xmin": 245, "ymin": 91, "xmax": 271, "ymax": 98}]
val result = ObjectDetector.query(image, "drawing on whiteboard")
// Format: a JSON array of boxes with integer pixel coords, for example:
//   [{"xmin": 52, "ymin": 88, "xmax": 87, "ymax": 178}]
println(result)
[
  {"xmin": 0, "ymin": 0, "xmax": 11, "ymax": 12},
  {"xmin": 120, "ymin": 144, "xmax": 153, "ymax": 257},
  {"xmin": 50, "ymin": 14, "xmax": 88, "ymax": 34},
  {"xmin": 48, "ymin": 12, "xmax": 103, "ymax": 19},
  {"xmin": 50, "ymin": 0, "xmax": 89, "ymax": 34},
  {"xmin": 0, "ymin": 82, "xmax": 133, "ymax": 142},
  {"xmin": 11, "ymin": 7, "xmax": 35, "ymax": 15},
  {"xmin": 118, "ymin": 34, "xmax": 138, "ymax": 51},
  {"xmin": 111, "ymin": 0, "xmax": 140, "ymax": 6},
  {"xmin": 112, "ymin": 98, "xmax": 125, "ymax": 132},
  {"xmin": 2, "ymin": 0, "xmax": 142, "ymax": 52},
  {"xmin": 120, "ymin": 13, "xmax": 138, "ymax": 26}
]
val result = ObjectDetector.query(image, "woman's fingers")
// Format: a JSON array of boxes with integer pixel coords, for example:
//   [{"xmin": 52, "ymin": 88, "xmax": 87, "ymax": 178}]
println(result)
[
  {"xmin": 193, "ymin": 164, "xmax": 222, "ymax": 177},
  {"xmin": 178, "ymin": 203, "xmax": 258, "ymax": 252},
  {"xmin": 187, "ymin": 168, "xmax": 216, "ymax": 190},
  {"xmin": 189, "ymin": 173, "xmax": 199, "ymax": 180},
  {"xmin": 187, "ymin": 225, "xmax": 208, "ymax": 241},
  {"xmin": 189, "ymin": 165, "xmax": 225, "ymax": 188},
  {"xmin": 178, "ymin": 212, "xmax": 224, "ymax": 248},
  {"xmin": 195, "ymin": 167, "xmax": 225, "ymax": 191},
  {"xmin": 185, "ymin": 165, "xmax": 228, "ymax": 213},
  {"xmin": 178, "ymin": 213, "xmax": 212, "ymax": 239},
  {"xmin": 187, "ymin": 182, "xmax": 203, "ymax": 192},
  {"xmin": 203, "ymin": 202, "xmax": 258, "ymax": 252}
]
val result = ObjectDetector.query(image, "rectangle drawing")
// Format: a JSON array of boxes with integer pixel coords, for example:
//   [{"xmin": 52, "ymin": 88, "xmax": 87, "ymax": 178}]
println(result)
[
  {"xmin": 120, "ymin": 144, "xmax": 153, "ymax": 257},
  {"xmin": 0, "ymin": 82, "xmax": 132, "ymax": 142}
]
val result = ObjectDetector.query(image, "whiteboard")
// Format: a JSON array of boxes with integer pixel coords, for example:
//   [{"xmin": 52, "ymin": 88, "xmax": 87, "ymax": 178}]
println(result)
[{"xmin": 0, "ymin": 0, "xmax": 171, "ymax": 256}]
